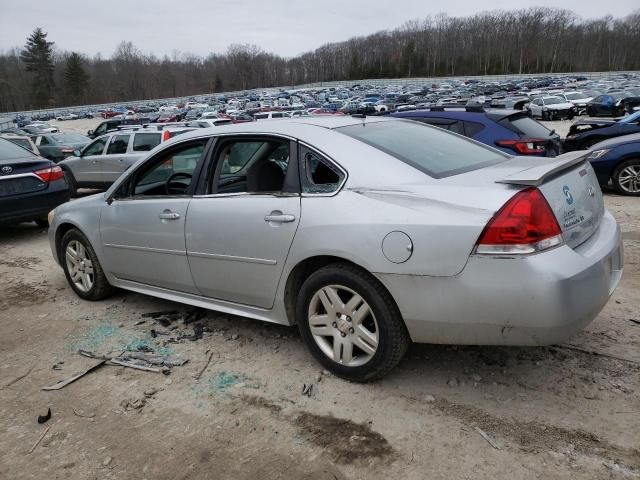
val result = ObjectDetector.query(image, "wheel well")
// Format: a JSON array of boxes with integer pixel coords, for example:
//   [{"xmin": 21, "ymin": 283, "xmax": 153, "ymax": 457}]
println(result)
[
  {"xmin": 283, "ymin": 255, "xmax": 398, "ymax": 325},
  {"xmin": 54, "ymin": 222, "xmax": 78, "ymax": 259}
]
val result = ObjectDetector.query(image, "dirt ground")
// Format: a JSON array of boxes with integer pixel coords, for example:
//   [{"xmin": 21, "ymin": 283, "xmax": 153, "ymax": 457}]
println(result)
[{"xmin": 1, "ymin": 119, "xmax": 639, "ymax": 480}]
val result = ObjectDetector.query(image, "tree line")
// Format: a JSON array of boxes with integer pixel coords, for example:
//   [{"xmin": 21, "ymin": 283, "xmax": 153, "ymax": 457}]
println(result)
[{"xmin": 1, "ymin": 7, "xmax": 639, "ymax": 112}]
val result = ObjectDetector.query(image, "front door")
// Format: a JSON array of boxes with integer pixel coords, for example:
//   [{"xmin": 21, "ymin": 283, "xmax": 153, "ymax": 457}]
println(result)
[
  {"xmin": 75, "ymin": 136, "xmax": 109, "ymax": 184},
  {"xmin": 101, "ymin": 133, "xmax": 131, "ymax": 183},
  {"xmin": 186, "ymin": 136, "xmax": 300, "ymax": 308},
  {"xmin": 100, "ymin": 139, "xmax": 208, "ymax": 293}
]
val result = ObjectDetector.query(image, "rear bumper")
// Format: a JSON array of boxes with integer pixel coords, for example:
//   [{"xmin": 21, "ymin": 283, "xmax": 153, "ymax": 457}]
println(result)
[
  {"xmin": 0, "ymin": 181, "xmax": 70, "ymax": 224},
  {"xmin": 377, "ymin": 210, "xmax": 623, "ymax": 345}
]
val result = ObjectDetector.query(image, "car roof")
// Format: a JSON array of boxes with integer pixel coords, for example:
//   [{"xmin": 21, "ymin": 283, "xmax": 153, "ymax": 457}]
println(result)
[{"xmin": 391, "ymin": 108, "xmax": 521, "ymax": 123}]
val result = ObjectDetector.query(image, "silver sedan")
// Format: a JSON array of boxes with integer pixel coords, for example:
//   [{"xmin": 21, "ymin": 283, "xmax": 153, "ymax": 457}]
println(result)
[{"xmin": 48, "ymin": 117, "xmax": 623, "ymax": 381}]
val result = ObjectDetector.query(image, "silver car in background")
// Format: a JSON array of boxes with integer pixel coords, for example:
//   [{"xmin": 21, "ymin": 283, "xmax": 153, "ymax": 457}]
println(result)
[
  {"xmin": 48, "ymin": 117, "xmax": 623, "ymax": 381},
  {"xmin": 59, "ymin": 130, "xmax": 162, "ymax": 195}
]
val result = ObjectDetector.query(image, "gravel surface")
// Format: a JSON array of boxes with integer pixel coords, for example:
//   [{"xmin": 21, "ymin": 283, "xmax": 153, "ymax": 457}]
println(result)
[{"xmin": 0, "ymin": 118, "xmax": 638, "ymax": 480}]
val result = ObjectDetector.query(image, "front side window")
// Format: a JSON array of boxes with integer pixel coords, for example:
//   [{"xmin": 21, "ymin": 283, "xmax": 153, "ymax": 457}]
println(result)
[
  {"xmin": 132, "ymin": 141, "xmax": 206, "ymax": 196},
  {"xmin": 106, "ymin": 134, "xmax": 130, "ymax": 154},
  {"xmin": 300, "ymin": 146, "xmax": 344, "ymax": 194},
  {"xmin": 337, "ymin": 120, "xmax": 506, "ymax": 178},
  {"xmin": 84, "ymin": 137, "xmax": 107, "ymax": 156},
  {"xmin": 212, "ymin": 138, "xmax": 290, "ymax": 194}
]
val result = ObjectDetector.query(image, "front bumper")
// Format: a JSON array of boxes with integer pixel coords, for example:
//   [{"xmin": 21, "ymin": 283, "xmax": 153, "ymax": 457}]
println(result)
[
  {"xmin": 377, "ymin": 210, "xmax": 623, "ymax": 345},
  {"xmin": 0, "ymin": 181, "xmax": 70, "ymax": 224}
]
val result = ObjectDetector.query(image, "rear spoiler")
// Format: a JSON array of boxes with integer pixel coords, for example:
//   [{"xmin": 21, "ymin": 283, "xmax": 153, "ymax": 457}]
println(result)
[{"xmin": 497, "ymin": 151, "xmax": 589, "ymax": 186}]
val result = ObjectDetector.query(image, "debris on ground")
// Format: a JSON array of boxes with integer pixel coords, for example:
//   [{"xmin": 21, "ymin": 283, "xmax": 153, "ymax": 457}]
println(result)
[
  {"xmin": 37, "ymin": 407, "xmax": 51, "ymax": 424},
  {"xmin": 474, "ymin": 426, "xmax": 501, "ymax": 450},
  {"xmin": 51, "ymin": 361, "xmax": 64, "ymax": 371},
  {"xmin": 42, "ymin": 360, "xmax": 106, "ymax": 391},
  {"xmin": 120, "ymin": 397, "xmax": 146, "ymax": 411},
  {"xmin": 302, "ymin": 383, "xmax": 314, "ymax": 397},
  {"xmin": 194, "ymin": 350, "xmax": 215, "ymax": 380},
  {"xmin": 28, "ymin": 425, "xmax": 51, "ymax": 454},
  {"xmin": 72, "ymin": 409, "xmax": 95, "ymax": 418},
  {"xmin": 209, "ymin": 371, "xmax": 240, "ymax": 392}
]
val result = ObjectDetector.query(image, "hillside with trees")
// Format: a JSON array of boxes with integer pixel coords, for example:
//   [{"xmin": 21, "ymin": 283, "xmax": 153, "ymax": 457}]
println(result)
[{"xmin": 1, "ymin": 7, "xmax": 639, "ymax": 111}]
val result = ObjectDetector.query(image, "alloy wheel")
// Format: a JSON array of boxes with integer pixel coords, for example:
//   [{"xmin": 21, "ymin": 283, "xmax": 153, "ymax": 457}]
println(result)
[
  {"xmin": 618, "ymin": 165, "xmax": 640, "ymax": 193},
  {"xmin": 65, "ymin": 240, "xmax": 94, "ymax": 292},
  {"xmin": 307, "ymin": 284, "xmax": 379, "ymax": 367}
]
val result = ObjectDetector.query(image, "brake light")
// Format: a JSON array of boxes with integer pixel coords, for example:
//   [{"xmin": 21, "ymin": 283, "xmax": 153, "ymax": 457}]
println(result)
[
  {"xmin": 162, "ymin": 130, "xmax": 171, "ymax": 142},
  {"xmin": 60, "ymin": 148, "xmax": 75, "ymax": 154},
  {"xmin": 34, "ymin": 165, "xmax": 64, "ymax": 183},
  {"xmin": 476, "ymin": 188, "xmax": 562, "ymax": 255},
  {"xmin": 495, "ymin": 139, "xmax": 546, "ymax": 155}
]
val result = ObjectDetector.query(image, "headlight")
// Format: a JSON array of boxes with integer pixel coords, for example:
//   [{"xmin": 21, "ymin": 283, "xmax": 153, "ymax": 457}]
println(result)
[
  {"xmin": 588, "ymin": 149, "xmax": 609, "ymax": 159},
  {"xmin": 47, "ymin": 209, "xmax": 55, "ymax": 225}
]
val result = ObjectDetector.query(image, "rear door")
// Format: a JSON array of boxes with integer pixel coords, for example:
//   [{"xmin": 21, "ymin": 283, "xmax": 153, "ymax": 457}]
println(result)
[{"xmin": 186, "ymin": 135, "xmax": 300, "ymax": 308}]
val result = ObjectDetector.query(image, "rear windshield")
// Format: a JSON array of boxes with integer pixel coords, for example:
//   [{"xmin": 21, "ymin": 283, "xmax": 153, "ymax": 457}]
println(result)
[
  {"xmin": 0, "ymin": 138, "xmax": 36, "ymax": 161},
  {"xmin": 8, "ymin": 138, "xmax": 33, "ymax": 150},
  {"xmin": 499, "ymin": 114, "xmax": 553, "ymax": 139},
  {"xmin": 336, "ymin": 120, "xmax": 507, "ymax": 178}
]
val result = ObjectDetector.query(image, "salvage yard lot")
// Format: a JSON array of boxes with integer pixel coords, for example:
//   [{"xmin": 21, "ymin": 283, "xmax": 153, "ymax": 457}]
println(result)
[{"xmin": 0, "ymin": 192, "xmax": 638, "ymax": 479}]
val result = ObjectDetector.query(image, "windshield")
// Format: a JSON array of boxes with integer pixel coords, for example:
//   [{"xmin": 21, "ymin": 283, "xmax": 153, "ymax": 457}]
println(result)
[
  {"xmin": 0, "ymin": 138, "xmax": 36, "ymax": 161},
  {"xmin": 620, "ymin": 111, "xmax": 640, "ymax": 124},
  {"xmin": 565, "ymin": 92, "xmax": 587, "ymax": 100},
  {"xmin": 336, "ymin": 120, "xmax": 507, "ymax": 178},
  {"xmin": 52, "ymin": 133, "xmax": 88, "ymax": 143}
]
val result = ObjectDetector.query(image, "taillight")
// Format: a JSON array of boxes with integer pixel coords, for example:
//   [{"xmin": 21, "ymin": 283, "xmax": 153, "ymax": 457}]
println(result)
[
  {"xmin": 60, "ymin": 148, "xmax": 74, "ymax": 154},
  {"xmin": 495, "ymin": 138, "xmax": 547, "ymax": 155},
  {"xmin": 162, "ymin": 130, "xmax": 171, "ymax": 141},
  {"xmin": 34, "ymin": 165, "xmax": 64, "ymax": 183},
  {"xmin": 475, "ymin": 188, "xmax": 562, "ymax": 255}
]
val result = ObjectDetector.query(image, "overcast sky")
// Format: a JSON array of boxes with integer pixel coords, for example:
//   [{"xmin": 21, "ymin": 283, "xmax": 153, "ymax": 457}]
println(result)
[{"xmin": 1, "ymin": 0, "xmax": 637, "ymax": 58}]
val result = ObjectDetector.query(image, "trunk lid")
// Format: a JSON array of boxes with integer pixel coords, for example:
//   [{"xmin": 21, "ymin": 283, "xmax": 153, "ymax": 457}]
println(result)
[{"xmin": 496, "ymin": 151, "xmax": 604, "ymax": 248}]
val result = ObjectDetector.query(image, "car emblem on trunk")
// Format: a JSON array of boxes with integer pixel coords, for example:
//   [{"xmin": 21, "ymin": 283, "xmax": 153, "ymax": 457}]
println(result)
[
  {"xmin": 587, "ymin": 186, "xmax": 595, "ymax": 197},
  {"xmin": 562, "ymin": 185, "xmax": 574, "ymax": 205},
  {"xmin": 1, "ymin": 166, "xmax": 12, "ymax": 174}
]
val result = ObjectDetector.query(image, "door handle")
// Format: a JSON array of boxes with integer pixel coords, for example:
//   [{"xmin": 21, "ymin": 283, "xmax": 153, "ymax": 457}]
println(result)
[
  {"xmin": 264, "ymin": 212, "xmax": 295, "ymax": 223},
  {"xmin": 159, "ymin": 212, "xmax": 180, "ymax": 220}
]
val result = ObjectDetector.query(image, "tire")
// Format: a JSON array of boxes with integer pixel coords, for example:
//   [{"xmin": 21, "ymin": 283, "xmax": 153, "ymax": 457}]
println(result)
[
  {"xmin": 35, "ymin": 218, "xmax": 49, "ymax": 228},
  {"xmin": 296, "ymin": 263, "xmax": 410, "ymax": 382},
  {"xmin": 611, "ymin": 158, "xmax": 640, "ymax": 196},
  {"xmin": 63, "ymin": 169, "xmax": 78, "ymax": 197},
  {"xmin": 567, "ymin": 111, "xmax": 575, "ymax": 120},
  {"xmin": 60, "ymin": 229, "xmax": 115, "ymax": 300},
  {"xmin": 541, "ymin": 111, "xmax": 549, "ymax": 121}
]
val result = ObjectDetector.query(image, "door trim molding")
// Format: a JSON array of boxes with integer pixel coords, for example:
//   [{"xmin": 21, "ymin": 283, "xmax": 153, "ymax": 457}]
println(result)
[
  {"xmin": 104, "ymin": 243, "xmax": 186, "ymax": 256},
  {"xmin": 187, "ymin": 251, "xmax": 277, "ymax": 265}
]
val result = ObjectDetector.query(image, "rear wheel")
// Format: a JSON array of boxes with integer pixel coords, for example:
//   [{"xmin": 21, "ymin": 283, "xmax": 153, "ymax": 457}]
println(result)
[
  {"xmin": 296, "ymin": 263, "xmax": 410, "ymax": 382},
  {"xmin": 63, "ymin": 170, "xmax": 78, "ymax": 197},
  {"xmin": 612, "ymin": 159, "xmax": 640, "ymax": 196},
  {"xmin": 60, "ymin": 229, "xmax": 114, "ymax": 300}
]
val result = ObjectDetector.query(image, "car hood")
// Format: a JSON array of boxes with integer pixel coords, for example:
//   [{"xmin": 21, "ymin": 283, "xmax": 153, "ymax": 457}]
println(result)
[
  {"xmin": 546, "ymin": 102, "xmax": 574, "ymax": 109},
  {"xmin": 591, "ymin": 132, "xmax": 640, "ymax": 149}
]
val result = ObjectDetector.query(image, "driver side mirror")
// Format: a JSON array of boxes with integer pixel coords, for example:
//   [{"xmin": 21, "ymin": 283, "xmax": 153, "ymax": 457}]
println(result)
[
  {"xmin": 87, "ymin": 130, "xmax": 94, "ymax": 136},
  {"xmin": 73, "ymin": 149, "xmax": 81, "ymax": 157}
]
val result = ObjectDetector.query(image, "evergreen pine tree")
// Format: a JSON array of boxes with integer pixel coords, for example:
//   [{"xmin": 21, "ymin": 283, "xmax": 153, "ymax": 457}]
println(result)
[
  {"xmin": 64, "ymin": 52, "xmax": 90, "ymax": 102},
  {"xmin": 20, "ymin": 27, "xmax": 55, "ymax": 107}
]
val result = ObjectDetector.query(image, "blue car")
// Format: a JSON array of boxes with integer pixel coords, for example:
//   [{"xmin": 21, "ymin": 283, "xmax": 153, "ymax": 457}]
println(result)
[
  {"xmin": 588, "ymin": 132, "xmax": 640, "ymax": 196},
  {"xmin": 565, "ymin": 111, "xmax": 640, "ymax": 151},
  {"xmin": 390, "ymin": 107, "xmax": 562, "ymax": 157}
]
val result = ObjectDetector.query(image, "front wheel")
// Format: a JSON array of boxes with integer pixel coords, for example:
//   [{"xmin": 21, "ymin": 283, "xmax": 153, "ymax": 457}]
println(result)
[
  {"xmin": 296, "ymin": 263, "xmax": 410, "ymax": 382},
  {"xmin": 612, "ymin": 159, "xmax": 640, "ymax": 196},
  {"xmin": 60, "ymin": 229, "xmax": 115, "ymax": 300},
  {"xmin": 541, "ymin": 111, "xmax": 549, "ymax": 121},
  {"xmin": 63, "ymin": 170, "xmax": 78, "ymax": 197}
]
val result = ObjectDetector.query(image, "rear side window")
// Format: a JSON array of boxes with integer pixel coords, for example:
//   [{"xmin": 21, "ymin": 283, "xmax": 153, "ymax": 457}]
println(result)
[
  {"xmin": 107, "ymin": 134, "xmax": 130, "ymax": 154},
  {"xmin": 463, "ymin": 121, "xmax": 485, "ymax": 137},
  {"xmin": 500, "ymin": 115, "xmax": 553, "ymax": 139},
  {"xmin": 300, "ymin": 146, "xmax": 344, "ymax": 194},
  {"xmin": 336, "ymin": 120, "xmax": 506, "ymax": 178},
  {"xmin": 133, "ymin": 133, "xmax": 161, "ymax": 151}
]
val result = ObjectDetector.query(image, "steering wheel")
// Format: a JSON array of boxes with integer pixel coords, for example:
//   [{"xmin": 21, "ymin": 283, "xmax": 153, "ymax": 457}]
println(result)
[{"xmin": 165, "ymin": 171, "xmax": 192, "ymax": 195}]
